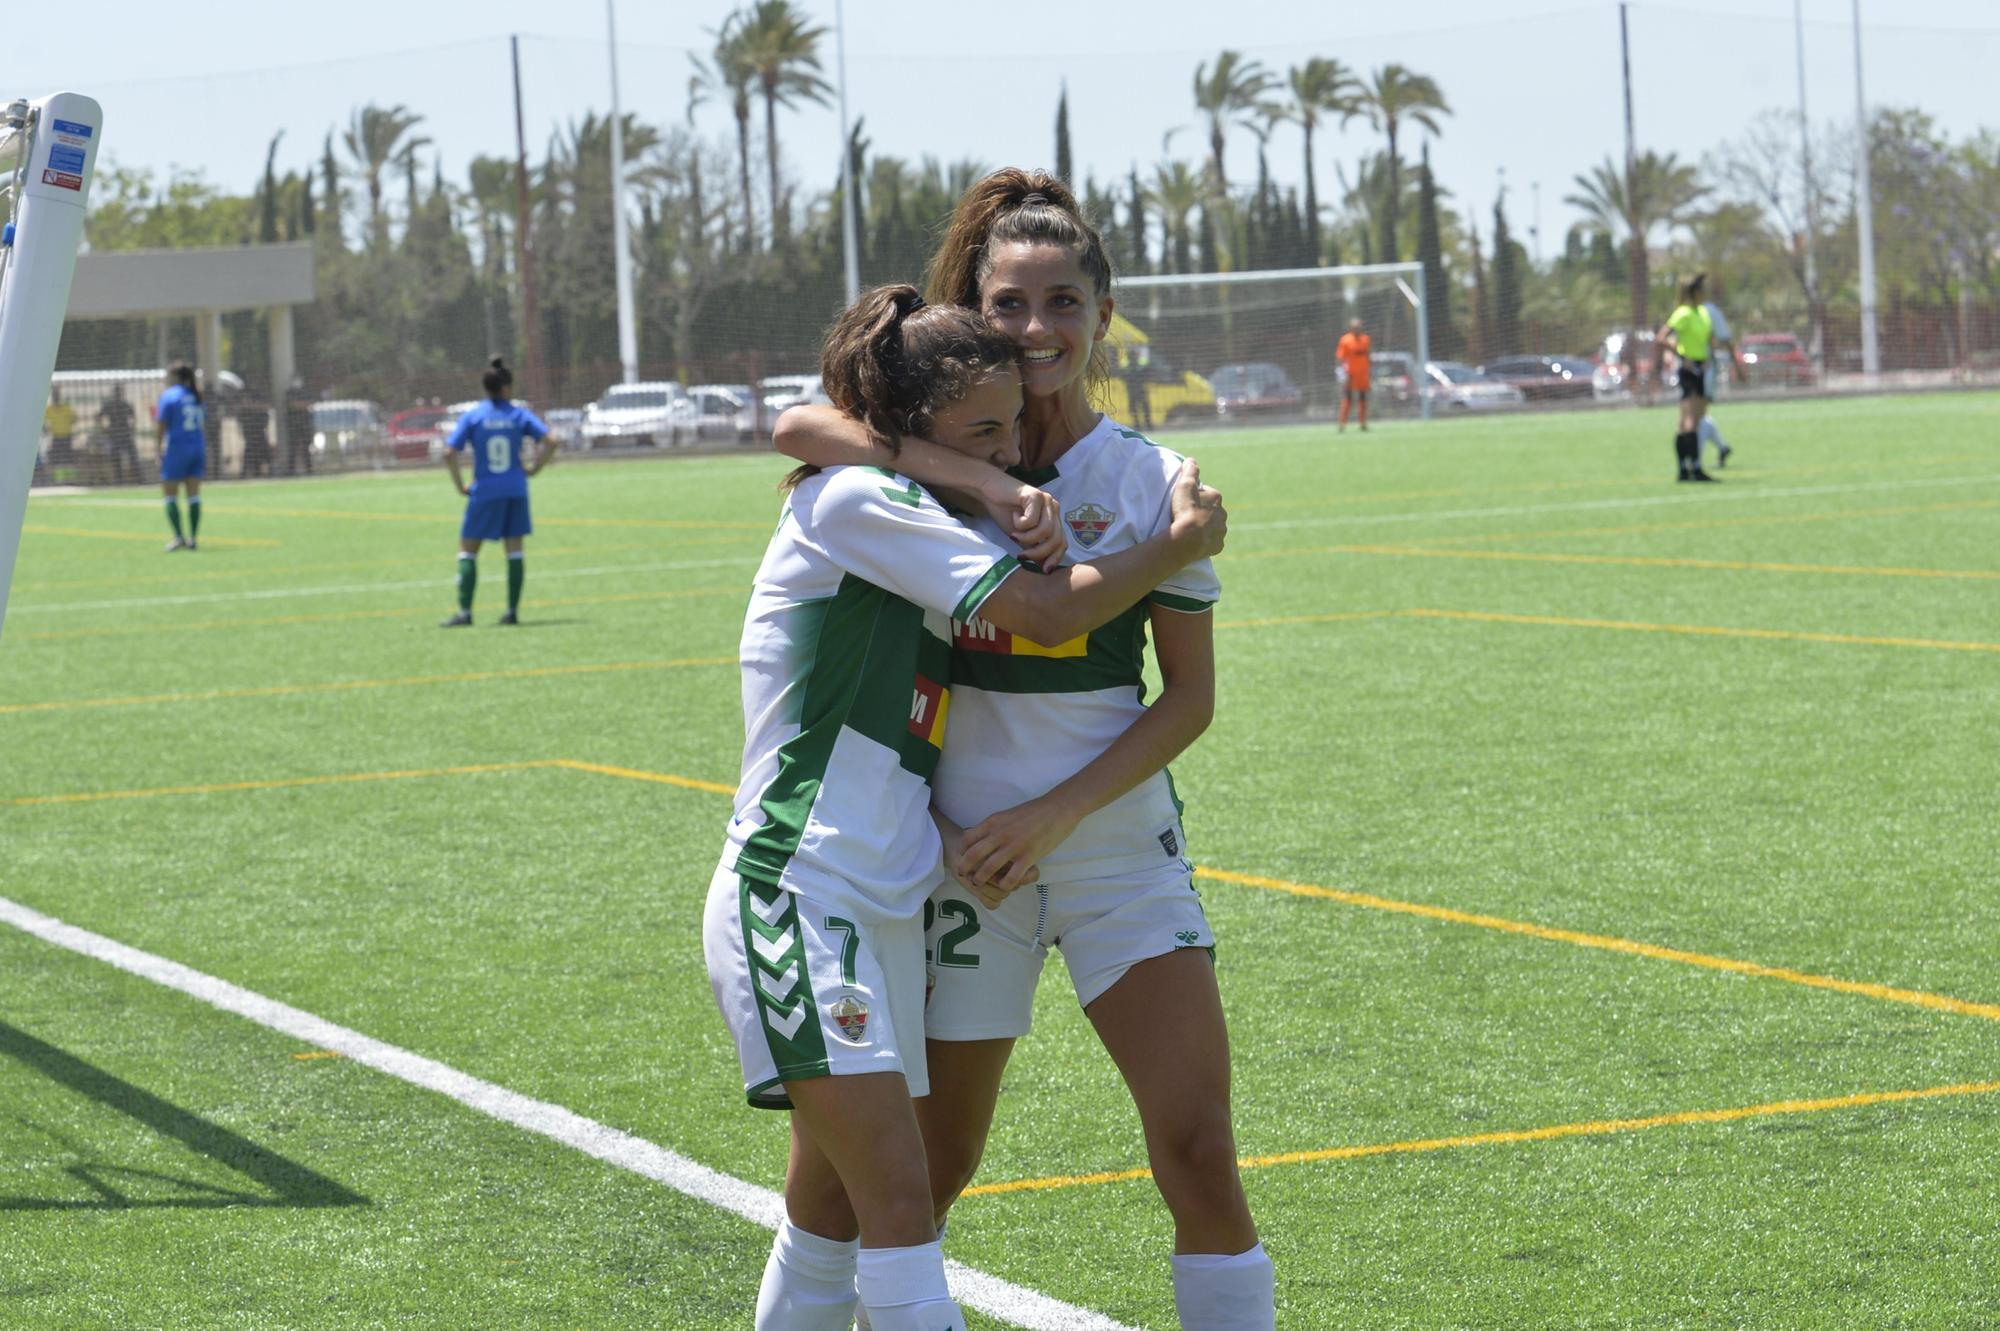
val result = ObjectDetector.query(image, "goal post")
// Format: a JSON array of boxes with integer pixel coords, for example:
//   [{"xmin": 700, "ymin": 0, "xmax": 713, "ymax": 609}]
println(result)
[
  {"xmin": 0, "ymin": 90, "xmax": 102, "ymax": 639},
  {"xmin": 1107, "ymin": 261, "xmax": 1432, "ymax": 424}
]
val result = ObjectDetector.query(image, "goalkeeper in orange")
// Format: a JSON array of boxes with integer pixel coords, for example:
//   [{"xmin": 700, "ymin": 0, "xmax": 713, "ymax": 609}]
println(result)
[{"xmin": 1336, "ymin": 317, "xmax": 1371, "ymax": 431}]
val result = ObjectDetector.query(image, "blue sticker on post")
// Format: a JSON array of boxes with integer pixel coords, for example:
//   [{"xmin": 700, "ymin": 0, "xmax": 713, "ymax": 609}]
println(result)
[
  {"xmin": 51, "ymin": 118, "xmax": 93, "ymax": 138},
  {"xmin": 47, "ymin": 144, "xmax": 85, "ymax": 174}
]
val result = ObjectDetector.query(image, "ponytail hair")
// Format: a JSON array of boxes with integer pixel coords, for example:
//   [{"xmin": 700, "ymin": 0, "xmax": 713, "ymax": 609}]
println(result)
[
  {"xmin": 1679, "ymin": 272, "xmax": 1707, "ymax": 306},
  {"xmin": 168, "ymin": 361, "xmax": 201, "ymax": 404},
  {"xmin": 788, "ymin": 284, "xmax": 1018, "ymax": 490},
  {"xmin": 925, "ymin": 167, "xmax": 1116, "ymax": 389},
  {"xmin": 482, "ymin": 355, "xmax": 513, "ymax": 398}
]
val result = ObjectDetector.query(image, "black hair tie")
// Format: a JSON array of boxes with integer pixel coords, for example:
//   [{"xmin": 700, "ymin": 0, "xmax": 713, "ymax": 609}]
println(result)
[
  {"xmin": 903, "ymin": 294, "xmax": 926, "ymax": 314},
  {"xmin": 1021, "ymin": 192, "xmax": 1049, "ymax": 206}
]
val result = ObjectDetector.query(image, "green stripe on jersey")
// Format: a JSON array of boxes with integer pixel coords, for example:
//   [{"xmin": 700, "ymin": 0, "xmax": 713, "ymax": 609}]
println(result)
[
  {"xmin": 952, "ymin": 556, "xmax": 1019, "ymax": 622},
  {"xmin": 1148, "ymin": 590, "xmax": 1214, "ymax": 613},
  {"xmin": 950, "ymin": 599, "xmax": 1152, "ymax": 696}
]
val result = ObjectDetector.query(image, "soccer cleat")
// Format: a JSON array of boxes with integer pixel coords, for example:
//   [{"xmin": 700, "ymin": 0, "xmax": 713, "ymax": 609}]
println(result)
[
  {"xmin": 1717, "ymin": 443, "xmax": 1732, "ymax": 468},
  {"xmin": 164, "ymin": 537, "xmax": 187, "ymax": 552},
  {"xmin": 185, "ymin": 540, "xmax": 198, "ymax": 552},
  {"xmin": 1688, "ymin": 469, "xmax": 1719, "ymax": 483},
  {"xmin": 440, "ymin": 610, "xmax": 473, "ymax": 628},
  {"xmin": 498, "ymin": 611, "xmax": 519, "ymax": 626}
]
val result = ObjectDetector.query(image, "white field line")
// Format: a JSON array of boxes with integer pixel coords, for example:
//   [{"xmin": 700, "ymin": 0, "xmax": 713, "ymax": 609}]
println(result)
[
  {"xmin": 1231, "ymin": 472, "xmax": 2000, "ymax": 534},
  {"xmin": 0, "ymin": 895, "xmax": 1135, "ymax": 1331},
  {"xmin": 6, "ymin": 557, "xmax": 759, "ymax": 616}
]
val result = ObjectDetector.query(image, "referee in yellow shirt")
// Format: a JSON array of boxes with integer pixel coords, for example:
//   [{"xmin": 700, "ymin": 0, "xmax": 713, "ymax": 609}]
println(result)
[{"xmin": 1657, "ymin": 273, "xmax": 1718, "ymax": 483}]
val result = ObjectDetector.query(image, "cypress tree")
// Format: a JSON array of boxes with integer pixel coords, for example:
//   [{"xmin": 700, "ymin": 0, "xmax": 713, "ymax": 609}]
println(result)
[
  {"xmin": 1054, "ymin": 83, "xmax": 1073, "ymax": 187},
  {"xmin": 1128, "ymin": 166, "xmax": 1147, "ymax": 275},
  {"xmin": 1415, "ymin": 142, "xmax": 1457, "ymax": 356},
  {"xmin": 1492, "ymin": 193, "xmax": 1523, "ymax": 355}
]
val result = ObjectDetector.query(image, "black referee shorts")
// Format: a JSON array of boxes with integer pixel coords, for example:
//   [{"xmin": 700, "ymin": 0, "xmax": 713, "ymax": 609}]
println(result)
[{"xmin": 1678, "ymin": 360, "xmax": 1708, "ymax": 399}]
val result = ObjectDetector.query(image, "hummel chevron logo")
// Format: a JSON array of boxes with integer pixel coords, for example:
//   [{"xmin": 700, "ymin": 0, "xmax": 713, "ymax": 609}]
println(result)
[
  {"xmin": 747, "ymin": 890, "xmax": 791, "ymax": 927},
  {"xmin": 753, "ymin": 927, "xmax": 796, "ymax": 966},
  {"xmin": 763, "ymin": 1000, "xmax": 807, "ymax": 1040},
  {"xmin": 756, "ymin": 960, "xmax": 801, "ymax": 1005}
]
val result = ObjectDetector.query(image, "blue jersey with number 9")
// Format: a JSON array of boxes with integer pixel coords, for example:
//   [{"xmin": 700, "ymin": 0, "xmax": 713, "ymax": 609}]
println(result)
[{"xmin": 448, "ymin": 400, "xmax": 547, "ymax": 499}]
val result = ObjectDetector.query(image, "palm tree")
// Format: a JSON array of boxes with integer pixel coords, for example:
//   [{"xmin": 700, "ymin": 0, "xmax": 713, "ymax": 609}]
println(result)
[
  {"xmin": 1191, "ymin": 51, "xmax": 1275, "ymax": 192},
  {"xmin": 342, "ymin": 103, "xmax": 429, "ymax": 248},
  {"xmin": 1354, "ymin": 65, "xmax": 1450, "ymax": 262},
  {"xmin": 1565, "ymin": 150, "xmax": 1708, "ymax": 330},
  {"xmin": 1280, "ymin": 58, "xmax": 1360, "ymax": 264},
  {"xmin": 689, "ymin": 17, "xmax": 757, "ymax": 251},
  {"xmin": 1147, "ymin": 161, "xmax": 1212, "ymax": 274},
  {"xmin": 733, "ymin": 0, "xmax": 832, "ymax": 247}
]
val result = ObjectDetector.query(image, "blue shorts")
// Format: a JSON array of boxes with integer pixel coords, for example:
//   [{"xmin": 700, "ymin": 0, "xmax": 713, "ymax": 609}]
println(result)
[
  {"xmin": 161, "ymin": 442, "xmax": 205, "ymax": 481},
  {"xmin": 461, "ymin": 493, "xmax": 532, "ymax": 541}
]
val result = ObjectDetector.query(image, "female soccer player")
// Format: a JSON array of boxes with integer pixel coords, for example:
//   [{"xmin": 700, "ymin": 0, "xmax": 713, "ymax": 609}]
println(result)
[
  {"xmin": 1658, "ymin": 273, "xmax": 1718, "ymax": 483},
  {"xmin": 774, "ymin": 170, "xmax": 1273, "ymax": 1331},
  {"xmin": 441, "ymin": 356, "xmax": 553, "ymax": 627},
  {"xmin": 709, "ymin": 283, "xmax": 1226, "ymax": 1330},
  {"xmin": 156, "ymin": 363, "xmax": 206, "ymax": 551}
]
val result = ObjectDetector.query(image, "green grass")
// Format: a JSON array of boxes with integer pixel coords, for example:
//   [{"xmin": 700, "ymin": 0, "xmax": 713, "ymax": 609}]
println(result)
[{"xmin": 4, "ymin": 393, "xmax": 1999, "ymax": 1329}]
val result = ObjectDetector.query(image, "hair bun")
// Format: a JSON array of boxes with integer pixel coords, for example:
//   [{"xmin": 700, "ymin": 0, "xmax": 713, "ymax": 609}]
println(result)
[{"xmin": 488, "ymin": 355, "xmax": 508, "ymax": 370}]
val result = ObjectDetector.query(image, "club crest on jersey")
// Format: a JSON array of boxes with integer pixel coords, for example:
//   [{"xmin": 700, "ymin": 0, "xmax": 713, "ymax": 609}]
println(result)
[
  {"xmin": 1067, "ymin": 502, "xmax": 1115, "ymax": 549},
  {"xmin": 830, "ymin": 993, "xmax": 870, "ymax": 1043}
]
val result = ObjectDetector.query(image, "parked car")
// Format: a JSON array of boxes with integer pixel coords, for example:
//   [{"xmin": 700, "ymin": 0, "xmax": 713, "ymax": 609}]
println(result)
[
  {"xmin": 1099, "ymin": 313, "xmax": 1217, "ymax": 425},
  {"xmin": 542, "ymin": 407, "xmax": 585, "ymax": 447},
  {"xmin": 1342, "ymin": 351, "xmax": 1419, "ymax": 407},
  {"xmin": 1423, "ymin": 361, "xmax": 1527, "ymax": 411},
  {"xmin": 1206, "ymin": 362, "xmax": 1304, "ymax": 418},
  {"xmin": 582, "ymin": 382, "xmax": 689, "ymax": 448},
  {"xmin": 1737, "ymin": 332, "xmax": 1815, "ymax": 388},
  {"xmin": 1592, "ymin": 330, "xmax": 1674, "ymax": 400},
  {"xmin": 685, "ymin": 384, "xmax": 759, "ymax": 441},
  {"xmin": 385, "ymin": 405, "xmax": 453, "ymax": 462},
  {"xmin": 759, "ymin": 374, "xmax": 825, "ymax": 415},
  {"xmin": 1479, "ymin": 354, "xmax": 1596, "ymax": 402},
  {"xmin": 310, "ymin": 400, "xmax": 386, "ymax": 456}
]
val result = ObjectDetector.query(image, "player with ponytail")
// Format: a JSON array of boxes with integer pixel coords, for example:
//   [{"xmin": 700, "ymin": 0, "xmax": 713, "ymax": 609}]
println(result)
[
  {"xmin": 440, "ymin": 355, "xmax": 553, "ymax": 627},
  {"xmin": 156, "ymin": 362, "xmax": 207, "ymax": 551}
]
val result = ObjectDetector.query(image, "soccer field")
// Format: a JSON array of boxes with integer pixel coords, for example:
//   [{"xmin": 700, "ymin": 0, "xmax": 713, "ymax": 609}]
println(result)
[{"xmin": 4, "ymin": 393, "xmax": 1999, "ymax": 1329}]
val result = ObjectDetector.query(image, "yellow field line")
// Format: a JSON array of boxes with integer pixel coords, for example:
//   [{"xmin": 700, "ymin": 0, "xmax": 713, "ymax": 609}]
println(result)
[
  {"xmin": 1328, "ymin": 544, "xmax": 2000, "ymax": 582},
  {"xmin": 1416, "ymin": 497, "xmax": 2000, "ymax": 548},
  {"xmin": 1212, "ymin": 610, "xmax": 1400, "ymax": 631},
  {"xmin": 3, "ymin": 761, "xmax": 560, "ymax": 808},
  {"xmin": 1195, "ymin": 866, "xmax": 2000, "ymax": 1023},
  {"xmin": 1403, "ymin": 607, "xmax": 2000, "ymax": 655},
  {"xmin": 550, "ymin": 758, "xmax": 739, "ymax": 796},
  {"xmin": 961, "ymin": 1079, "xmax": 2000, "ymax": 1198},
  {"xmin": 191, "ymin": 505, "xmax": 767, "ymax": 532},
  {"xmin": 23, "ymin": 525, "xmax": 280, "ymax": 548},
  {"xmin": 0, "ymin": 656, "xmax": 735, "ymax": 717},
  {"xmin": 13, "ymin": 585, "xmax": 746, "ymax": 642}
]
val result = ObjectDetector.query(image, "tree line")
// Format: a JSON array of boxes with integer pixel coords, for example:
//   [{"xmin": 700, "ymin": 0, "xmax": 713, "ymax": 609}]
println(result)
[{"xmin": 59, "ymin": 4, "xmax": 2000, "ymax": 409}]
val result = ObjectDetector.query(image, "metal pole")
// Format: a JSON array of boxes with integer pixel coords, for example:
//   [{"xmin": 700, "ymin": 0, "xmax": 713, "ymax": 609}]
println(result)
[
  {"xmin": 1793, "ymin": 0, "xmax": 1822, "ymax": 374},
  {"xmin": 606, "ymin": 0, "xmax": 639, "ymax": 385},
  {"xmin": 1619, "ymin": 3, "xmax": 1643, "ymax": 331},
  {"xmin": 511, "ymin": 36, "xmax": 544, "ymax": 407},
  {"xmin": 1850, "ymin": 0, "xmax": 1880, "ymax": 375},
  {"xmin": 834, "ymin": 0, "xmax": 860, "ymax": 303},
  {"xmin": 1413, "ymin": 265, "xmax": 1432, "ymax": 422}
]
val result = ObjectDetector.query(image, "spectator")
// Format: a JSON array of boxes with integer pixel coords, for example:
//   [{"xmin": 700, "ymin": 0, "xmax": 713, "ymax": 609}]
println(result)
[
  {"xmin": 239, "ymin": 394, "xmax": 273, "ymax": 478},
  {"xmin": 1121, "ymin": 341, "xmax": 1154, "ymax": 431},
  {"xmin": 282, "ymin": 381, "xmax": 314, "ymax": 476},
  {"xmin": 95, "ymin": 386, "xmax": 140, "ymax": 484},
  {"xmin": 43, "ymin": 389, "xmax": 78, "ymax": 482}
]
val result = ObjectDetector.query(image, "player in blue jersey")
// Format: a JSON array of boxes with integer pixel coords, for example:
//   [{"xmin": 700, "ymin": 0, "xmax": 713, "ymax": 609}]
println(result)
[
  {"xmin": 156, "ymin": 363, "xmax": 207, "ymax": 551},
  {"xmin": 441, "ymin": 356, "xmax": 554, "ymax": 627}
]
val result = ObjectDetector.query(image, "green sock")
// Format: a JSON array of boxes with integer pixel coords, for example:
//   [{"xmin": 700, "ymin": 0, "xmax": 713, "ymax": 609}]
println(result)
[
  {"xmin": 165, "ymin": 499, "xmax": 183, "ymax": 539},
  {"xmin": 456, "ymin": 554, "xmax": 476, "ymax": 611},
  {"xmin": 507, "ymin": 553, "xmax": 524, "ymax": 612},
  {"xmin": 187, "ymin": 497, "xmax": 202, "ymax": 539}
]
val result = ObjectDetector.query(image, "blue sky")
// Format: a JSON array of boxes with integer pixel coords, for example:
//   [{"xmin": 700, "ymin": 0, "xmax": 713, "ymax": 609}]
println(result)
[{"xmin": 7, "ymin": 0, "xmax": 1997, "ymax": 247}]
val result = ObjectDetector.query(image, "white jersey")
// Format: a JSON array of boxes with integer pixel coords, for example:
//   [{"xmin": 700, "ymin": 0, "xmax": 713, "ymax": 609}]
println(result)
[
  {"xmin": 934, "ymin": 415, "xmax": 1220, "ymax": 881},
  {"xmin": 725, "ymin": 465, "xmax": 1022, "ymax": 923}
]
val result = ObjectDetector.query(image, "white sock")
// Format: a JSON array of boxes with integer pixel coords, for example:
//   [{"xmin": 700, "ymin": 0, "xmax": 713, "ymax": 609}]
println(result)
[
  {"xmin": 851, "ymin": 1222, "xmax": 943, "ymax": 1330},
  {"xmin": 1171, "ymin": 1242, "xmax": 1276, "ymax": 1331},
  {"xmin": 755, "ymin": 1220, "xmax": 860, "ymax": 1331},
  {"xmin": 1698, "ymin": 417, "xmax": 1728, "ymax": 453},
  {"xmin": 854, "ymin": 1243, "xmax": 964, "ymax": 1331}
]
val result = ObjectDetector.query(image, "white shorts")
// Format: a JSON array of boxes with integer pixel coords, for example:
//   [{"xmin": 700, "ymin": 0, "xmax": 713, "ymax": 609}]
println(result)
[
  {"xmin": 703, "ymin": 861, "xmax": 930, "ymax": 1109},
  {"xmin": 922, "ymin": 863, "xmax": 1214, "ymax": 1042}
]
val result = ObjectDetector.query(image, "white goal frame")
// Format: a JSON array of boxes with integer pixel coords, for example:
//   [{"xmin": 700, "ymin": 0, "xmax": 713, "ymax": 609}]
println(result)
[
  {"xmin": 1117, "ymin": 261, "xmax": 1434, "ymax": 422},
  {"xmin": 0, "ymin": 90, "xmax": 101, "ymax": 639}
]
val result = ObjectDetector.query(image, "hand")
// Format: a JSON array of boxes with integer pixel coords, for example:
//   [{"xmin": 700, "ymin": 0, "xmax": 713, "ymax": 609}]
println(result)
[
  {"xmin": 1165, "ymin": 458, "xmax": 1226, "ymax": 560},
  {"xmin": 980, "ymin": 476, "xmax": 1066, "ymax": 568},
  {"xmin": 955, "ymin": 796, "xmax": 1078, "ymax": 902}
]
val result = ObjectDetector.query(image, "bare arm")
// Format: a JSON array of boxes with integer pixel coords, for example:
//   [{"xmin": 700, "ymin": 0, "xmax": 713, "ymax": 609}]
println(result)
[
  {"xmin": 956, "ymin": 605, "xmax": 1215, "ymax": 893},
  {"xmin": 445, "ymin": 451, "xmax": 468, "ymax": 496},
  {"xmin": 974, "ymin": 459, "xmax": 1223, "ymax": 647},
  {"xmin": 773, "ymin": 404, "xmax": 1064, "ymax": 567},
  {"xmin": 528, "ymin": 434, "xmax": 558, "ymax": 476}
]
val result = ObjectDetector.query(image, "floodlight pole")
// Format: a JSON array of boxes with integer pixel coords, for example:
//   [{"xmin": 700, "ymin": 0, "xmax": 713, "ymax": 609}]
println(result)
[
  {"xmin": 834, "ymin": 0, "xmax": 860, "ymax": 303},
  {"xmin": 1850, "ymin": 0, "xmax": 1880, "ymax": 375},
  {"xmin": 511, "ymin": 36, "xmax": 544, "ymax": 406},
  {"xmin": 607, "ymin": 0, "xmax": 639, "ymax": 385},
  {"xmin": 1793, "ymin": 0, "xmax": 1822, "ymax": 372}
]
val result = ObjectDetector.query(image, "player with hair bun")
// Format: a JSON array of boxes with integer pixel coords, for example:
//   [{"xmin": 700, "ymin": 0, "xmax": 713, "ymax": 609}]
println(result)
[
  {"xmin": 156, "ymin": 363, "xmax": 207, "ymax": 551},
  {"xmin": 441, "ymin": 355, "xmax": 553, "ymax": 627},
  {"xmin": 709, "ymin": 281, "xmax": 1227, "ymax": 1330},
  {"xmin": 776, "ymin": 168, "xmax": 1274, "ymax": 1331}
]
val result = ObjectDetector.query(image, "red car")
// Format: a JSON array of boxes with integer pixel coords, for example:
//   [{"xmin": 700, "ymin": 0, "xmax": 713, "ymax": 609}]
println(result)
[
  {"xmin": 1737, "ymin": 333, "xmax": 1816, "ymax": 388},
  {"xmin": 385, "ymin": 406, "xmax": 454, "ymax": 462}
]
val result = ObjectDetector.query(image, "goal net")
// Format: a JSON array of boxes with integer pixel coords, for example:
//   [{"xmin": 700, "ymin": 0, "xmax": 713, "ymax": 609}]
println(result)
[
  {"xmin": 1101, "ymin": 262, "xmax": 1433, "ymax": 429},
  {"xmin": 0, "ymin": 91, "xmax": 102, "ymax": 637}
]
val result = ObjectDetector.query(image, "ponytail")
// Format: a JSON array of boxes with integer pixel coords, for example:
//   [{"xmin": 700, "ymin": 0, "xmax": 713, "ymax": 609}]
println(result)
[
  {"xmin": 168, "ymin": 361, "xmax": 201, "ymax": 404},
  {"xmin": 482, "ymin": 355, "xmax": 513, "ymax": 399}
]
